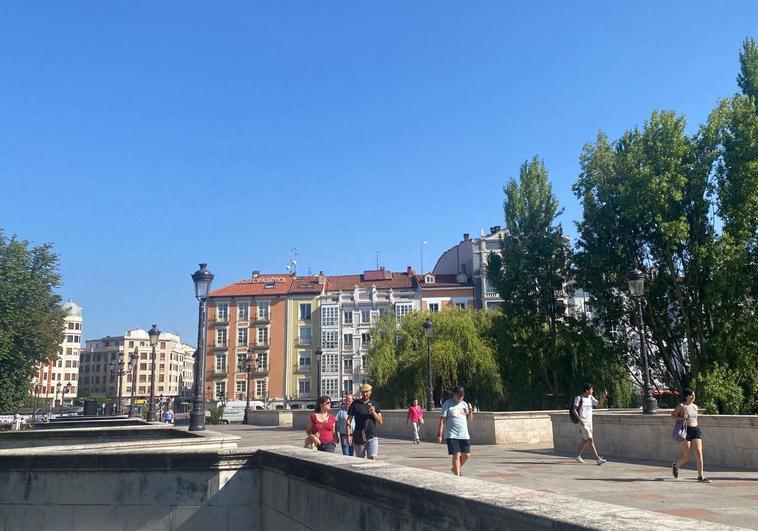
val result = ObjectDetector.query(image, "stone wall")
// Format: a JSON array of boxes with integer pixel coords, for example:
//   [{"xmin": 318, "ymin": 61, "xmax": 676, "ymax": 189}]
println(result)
[
  {"xmin": 244, "ymin": 410, "xmax": 293, "ymax": 427},
  {"xmin": 294, "ymin": 409, "xmax": 554, "ymax": 445},
  {"xmin": 550, "ymin": 411, "xmax": 758, "ymax": 469}
]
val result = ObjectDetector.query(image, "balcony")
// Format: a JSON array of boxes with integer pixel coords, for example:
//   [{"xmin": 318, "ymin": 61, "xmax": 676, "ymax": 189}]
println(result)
[
  {"xmin": 255, "ymin": 313, "xmax": 270, "ymax": 323},
  {"xmin": 213, "ymin": 342, "xmax": 228, "ymax": 351},
  {"xmin": 296, "ymin": 365, "xmax": 312, "ymax": 373},
  {"xmin": 296, "ymin": 337, "xmax": 312, "ymax": 346}
]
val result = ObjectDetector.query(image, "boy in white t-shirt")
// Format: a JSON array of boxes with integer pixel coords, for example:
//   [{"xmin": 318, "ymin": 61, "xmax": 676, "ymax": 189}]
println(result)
[{"xmin": 572, "ymin": 383, "xmax": 608, "ymax": 465}]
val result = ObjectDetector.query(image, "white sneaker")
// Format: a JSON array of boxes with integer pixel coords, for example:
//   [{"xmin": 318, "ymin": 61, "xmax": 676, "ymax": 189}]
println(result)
[
  {"xmin": 596, "ymin": 457, "xmax": 607, "ymax": 465},
  {"xmin": 575, "ymin": 456, "xmax": 585, "ymax": 464}
]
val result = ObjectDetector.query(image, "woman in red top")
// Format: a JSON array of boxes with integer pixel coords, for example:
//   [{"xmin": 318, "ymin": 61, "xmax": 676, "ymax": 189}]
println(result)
[
  {"xmin": 407, "ymin": 399, "xmax": 424, "ymax": 444},
  {"xmin": 306, "ymin": 396, "xmax": 337, "ymax": 452}
]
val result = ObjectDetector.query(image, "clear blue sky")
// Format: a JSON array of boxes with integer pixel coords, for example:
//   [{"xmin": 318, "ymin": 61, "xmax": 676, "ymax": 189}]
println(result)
[{"xmin": 1, "ymin": 2, "xmax": 756, "ymax": 344}]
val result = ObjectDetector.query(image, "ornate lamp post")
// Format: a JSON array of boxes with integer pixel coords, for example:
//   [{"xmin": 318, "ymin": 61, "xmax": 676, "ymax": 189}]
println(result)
[
  {"xmin": 147, "ymin": 324, "xmax": 161, "ymax": 421},
  {"xmin": 32, "ymin": 377, "xmax": 40, "ymax": 415},
  {"xmin": 628, "ymin": 269, "xmax": 657, "ymax": 415},
  {"xmin": 110, "ymin": 359, "xmax": 127, "ymax": 415},
  {"xmin": 315, "ymin": 348, "xmax": 322, "ymax": 398},
  {"xmin": 54, "ymin": 381, "xmax": 62, "ymax": 411},
  {"xmin": 60, "ymin": 382, "xmax": 71, "ymax": 412},
  {"xmin": 423, "ymin": 317, "xmax": 434, "ymax": 411},
  {"xmin": 240, "ymin": 346, "xmax": 258, "ymax": 424},
  {"xmin": 128, "ymin": 350, "xmax": 139, "ymax": 416},
  {"xmin": 190, "ymin": 263, "xmax": 214, "ymax": 431}
]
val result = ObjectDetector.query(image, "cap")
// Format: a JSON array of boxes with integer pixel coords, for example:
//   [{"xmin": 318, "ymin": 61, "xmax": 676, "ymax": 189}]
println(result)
[{"xmin": 359, "ymin": 383, "xmax": 373, "ymax": 392}]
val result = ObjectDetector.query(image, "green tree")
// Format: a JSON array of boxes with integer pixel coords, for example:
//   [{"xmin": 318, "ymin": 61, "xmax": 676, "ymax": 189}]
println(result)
[
  {"xmin": 365, "ymin": 307, "xmax": 502, "ymax": 410},
  {"xmin": 0, "ymin": 231, "xmax": 66, "ymax": 411},
  {"xmin": 488, "ymin": 158, "xmax": 632, "ymax": 409}
]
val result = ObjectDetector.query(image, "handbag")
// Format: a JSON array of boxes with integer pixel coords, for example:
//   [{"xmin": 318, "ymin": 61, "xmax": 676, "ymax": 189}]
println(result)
[{"xmin": 672, "ymin": 418, "xmax": 687, "ymax": 442}]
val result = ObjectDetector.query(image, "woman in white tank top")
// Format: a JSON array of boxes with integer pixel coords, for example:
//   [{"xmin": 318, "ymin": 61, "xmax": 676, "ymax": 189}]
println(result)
[{"xmin": 671, "ymin": 389, "xmax": 711, "ymax": 483}]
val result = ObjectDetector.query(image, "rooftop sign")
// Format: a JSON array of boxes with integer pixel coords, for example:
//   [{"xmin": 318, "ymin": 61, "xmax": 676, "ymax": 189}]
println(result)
[{"xmin": 252, "ymin": 276, "xmax": 288, "ymax": 283}]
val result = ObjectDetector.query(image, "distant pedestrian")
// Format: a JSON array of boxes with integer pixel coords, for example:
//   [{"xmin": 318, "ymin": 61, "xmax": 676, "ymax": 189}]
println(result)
[
  {"xmin": 335, "ymin": 393, "xmax": 355, "ymax": 456},
  {"xmin": 163, "ymin": 408, "xmax": 175, "ymax": 424},
  {"xmin": 437, "ymin": 385, "xmax": 473, "ymax": 476},
  {"xmin": 306, "ymin": 396, "xmax": 337, "ymax": 452},
  {"xmin": 672, "ymin": 389, "xmax": 711, "ymax": 483},
  {"xmin": 347, "ymin": 384, "xmax": 383, "ymax": 459},
  {"xmin": 407, "ymin": 399, "xmax": 424, "ymax": 444},
  {"xmin": 573, "ymin": 383, "xmax": 608, "ymax": 465}
]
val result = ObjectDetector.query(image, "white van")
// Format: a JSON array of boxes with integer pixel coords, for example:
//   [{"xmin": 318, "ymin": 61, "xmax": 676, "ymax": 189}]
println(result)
[{"xmin": 219, "ymin": 400, "xmax": 265, "ymax": 423}]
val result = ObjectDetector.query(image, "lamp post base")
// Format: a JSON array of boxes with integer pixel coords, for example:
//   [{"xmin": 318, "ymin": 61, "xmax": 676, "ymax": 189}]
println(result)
[
  {"xmin": 188, "ymin": 411, "xmax": 206, "ymax": 431},
  {"xmin": 642, "ymin": 396, "xmax": 658, "ymax": 415},
  {"xmin": 244, "ymin": 407, "xmax": 254, "ymax": 425}
]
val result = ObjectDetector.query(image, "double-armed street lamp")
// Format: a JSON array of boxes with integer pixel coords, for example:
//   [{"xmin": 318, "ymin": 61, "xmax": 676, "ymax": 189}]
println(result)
[
  {"xmin": 239, "ymin": 346, "xmax": 258, "ymax": 424},
  {"xmin": 628, "ymin": 268, "xmax": 657, "ymax": 415},
  {"xmin": 127, "ymin": 350, "xmax": 139, "ymax": 416},
  {"xmin": 110, "ymin": 358, "xmax": 127, "ymax": 415},
  {"xmin": 60, "ymin": 382, "xmax": 71, "ymax": 412},
  {"xmin": 190, "ymin": 263, "xmax": 214, "ymax": 431},
  {"xmin": 423, "ymin": 317, "xmax": 434, "ymax": 411},
  {"xmin": 147, "ymin": 324, "xmax": 161, "ymax": 421},
  {"xmin": 54, "ymin": 382, "xmax": 62, "ymax": 411}
]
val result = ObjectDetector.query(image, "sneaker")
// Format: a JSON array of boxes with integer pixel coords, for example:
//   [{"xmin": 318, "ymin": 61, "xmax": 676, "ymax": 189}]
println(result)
[
  {"xmin": 575, "ymin": 456, "xmax": 585, "ymax": 464},
  {"xmin": 596, "ymin": 457, "xmax": 607, "ymax": 466},
  {"xmin": 672, "ymin": 462, "xmax": 679, "ymax": 479},
  {"xmin": 698, "ymin": 476, "xmax": 712, "ymax": 483}
]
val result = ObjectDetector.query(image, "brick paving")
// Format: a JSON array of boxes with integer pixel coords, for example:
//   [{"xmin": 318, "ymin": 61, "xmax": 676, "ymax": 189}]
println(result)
[{"xmin": 210, "ymin": 424, "xmax": 758, "ymax": 529}]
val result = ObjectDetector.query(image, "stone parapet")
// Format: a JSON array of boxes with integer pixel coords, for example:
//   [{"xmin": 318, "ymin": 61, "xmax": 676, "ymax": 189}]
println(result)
[
  {"xmin": 244, "ymin": 410, "xmax": 293, "ymax": 427},
  {"xmin": 550, "ymin": 410, "xmax": 758, "ymax": 469}
]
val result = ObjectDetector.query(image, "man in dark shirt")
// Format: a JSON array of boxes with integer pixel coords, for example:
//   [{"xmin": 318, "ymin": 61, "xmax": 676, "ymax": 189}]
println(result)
[{"xmin": 346, "ymin": 383, "xmax": 383, "ymax": 459}]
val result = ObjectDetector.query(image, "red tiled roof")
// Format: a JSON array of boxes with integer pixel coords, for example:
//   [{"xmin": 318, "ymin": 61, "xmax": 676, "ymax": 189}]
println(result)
[
  {"xmin": 288, "ymin": 276, "xmax": 325, "ymax": 294},
  {"xmin": 326, "ymin": 272, "xmax": 415, "ymax": 291},
  {"xmin": 209, "ymin": 274, "xmax": 294, "ymax": 297},
  {"xmin": 415, "ymin": 274, "xmax": 472, "ymax": 288},
  {"xmin": 363, "ymin": 269, "xmax": 393, "ymax": 281}
]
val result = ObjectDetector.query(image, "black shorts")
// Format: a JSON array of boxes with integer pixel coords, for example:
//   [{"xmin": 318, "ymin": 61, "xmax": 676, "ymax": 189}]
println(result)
[
  {"xmin": 317, "ymin": 442, "xmax": 336, "ymax": 452},
  {"xmin": 446, "ymin": 438, "xmax": 471, "ymax": 455},
  {"xmin": 685, "ymin": 426, "xmax": 702, "ymax": 441}
]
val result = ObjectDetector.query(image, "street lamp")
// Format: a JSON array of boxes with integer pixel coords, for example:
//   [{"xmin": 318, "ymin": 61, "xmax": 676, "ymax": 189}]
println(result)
[
  {"xmin": 60, "ymin": 382, "xmax": 71, "ymax": 412},
  {"xmin": 54, "ymin": 381, "xmax": 62, "ymax": 412},
  {"xmin": 110, "ymin": 358, "xmax": 127, "ymax": 415},
  {"xmin": 315, "ymin": 348, "xmax": 322, "ymax": 399},
  {"xmin": 147, "ymin": 324, "xmax": 161, "ymax": 421},
  {"xmin": 628, "ymin": 268, "xmax": 657, "ymax": 415},
  {"xmin": 128, "ymin": 350, "xmax": 139, "ymax": 416},
  {"xmin": 423, "ymin": 317, "xmax": 434, "ymax": 410},
  {"xmin": 190, "ymin": 263, "xmax": 214, "ymax": 431},
  {"xmin": 240, "ymin": 346, "xmax": 258, "ymax": 424}
]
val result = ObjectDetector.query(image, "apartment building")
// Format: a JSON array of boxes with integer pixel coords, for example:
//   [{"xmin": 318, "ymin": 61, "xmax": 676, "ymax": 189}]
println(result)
[
  {"xmin": 417, "ymin": 272, "xmax": 474, "ymax": 311},
  {"xmin": 78, "ymin": 329, "xmax": 195, "ymax": 401},
  {"xmin": 286, "ymin": 274, "xmax": 325, "ymax": 408},
  {"xmin": 206, "ymin": 273, "xmax": 293, "ymax": 406},
  {"xmin": 35, "ymin": 299, "xmax": 83, "ymax": 406}
]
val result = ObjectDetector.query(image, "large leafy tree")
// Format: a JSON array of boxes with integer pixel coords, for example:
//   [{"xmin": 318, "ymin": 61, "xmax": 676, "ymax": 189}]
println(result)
[
  {"xmin": 488, "ymin": 158, "xmax": 632, "ymax": 409},
  {"xmin": 572, "ymin": 39, "xmax": 758, "ymax": 412},
  {"xmin": 365, "ymin": 307, "xmax": 502, "ymax": 410},
  {"xmin": 0, "ymin": 231, "xmax": 65, "ymax": 411}
]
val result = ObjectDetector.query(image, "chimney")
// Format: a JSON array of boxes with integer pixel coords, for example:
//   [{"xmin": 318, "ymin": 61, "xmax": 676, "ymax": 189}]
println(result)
[
  {"xmin": 463, "ymin": 233, "xmax": 470, "ymax": 241},
  {"xmin": 318, "ymin": 271, "xmax": 325, "ymax": 285},
  {"xmin": 407, "ymin": 266, "xmax": 415, "ymax": 276},
  {"xmin": 491, "ymin": 225, "xmax": 502, "ymax": 234},
  {"xmin": 252, "ymin": 270, "xmax": 260, "ymax": 277}
]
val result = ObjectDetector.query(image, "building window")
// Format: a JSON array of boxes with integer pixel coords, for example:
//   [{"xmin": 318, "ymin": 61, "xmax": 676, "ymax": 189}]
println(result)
[
  {"xmin": 455, "ymin": 302, "xmax": 466, "ymax": 309},
  {"xmin": 343, "ymin": 334, "xmax": 353, "ymax": 349},
  {"xmin": 321, "ymin": 330, "xmax": 338, "ymax": 350},
  {"xmin": 425, "ymin": 275, "xmax": 435, "ymax": 284},
  {"xmin": 214, "ymin": 381, "xmax": 225, "ymax": 400},
  {"xmin": 215, "ymin": 354, "xmax": 227, "ymax": 373},
  {"xmin": 217, "ymin": 303, "xmax": 229, "ymax": 321},
  {"xmin": 322, "ymin": 306, "xmax": 339, "ymax": 326},
  {"xmin": 216, "ymin": 328, "xmax": 228, "ymax": 347},
  {"xmin": 255, "ymin": 379, "xmax": 267, "ymax": 399},
  {"xmin": 257, "ymin": 301, "xmax": 270, "ymax": 320},
  {"xmin": 322, "ymin": 378, "xmax": 338, "ymax": 397},
  {"xmin": 299, "ymin": 304, "xmax": 311, "ymax": 321},
  {"xmin": 343, "ymin": 379, "xmax": 354, "ymax": 393},
  {"xmin": 298, "ymin": 326, "xmax": 311, "ymax": 344},
  {"xmin": 257, "ymin": 327, "xmax": 269, "ymax": 345},
  {"xmin": 361, "ymin": 333, "xmax": 371, "ymax": 346},
  {"xmin": 235, "ymin": 379, "xmax": 247, "ymax": 396},
  {"xmin": 298, "ymin": 351, "xmax": 311, "ymax": 370},
  {"xmin": 257, "ymin": 352, "xmax": 269, "ymax": 371},
  {"xmin": 322, "ymin": 353, "xmax": 339, "ymax": 373},
  {"xmin": 238, "ymin": 302, "xmax": 249, "ymax": 321},
  {"xmin": 360, "ymin": 309, "xmax": 371, "ymax": 324},
  {"xmin": 237, "ymin": 327, "xmax": 248, "ymax": 346},
  {"xmin": 428, "ymin": 303, "xmax": 440, "ymax": 313},
  {"xmin": 343, "ymin": 358, "xmax": 353, "ymax": 374},
  {"xmin": 395, "ymin": 303, "xmax": 413, "ymax": 319},
  {"xmin": 298, "ymin": 379, "xmax": 311, "ymax": 397}
]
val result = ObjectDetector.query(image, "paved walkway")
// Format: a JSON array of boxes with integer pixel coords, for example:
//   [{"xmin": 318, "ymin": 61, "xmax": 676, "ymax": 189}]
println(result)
[{"xmin": 211, "ymin": 424, "xmax": 758, "ymax": 529}]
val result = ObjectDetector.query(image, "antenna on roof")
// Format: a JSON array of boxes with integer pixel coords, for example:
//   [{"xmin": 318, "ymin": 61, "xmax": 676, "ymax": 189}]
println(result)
[
  {"xmin": 376, "ymin": 250, "xmax": 380, "ymax": 269},
  {"xmin": 420, "ymin": 241, "xmax": 427, "ymax": 274},
  {"xmin": 287, "ymin": 247, "xmax": 299, "ymax": 275}
]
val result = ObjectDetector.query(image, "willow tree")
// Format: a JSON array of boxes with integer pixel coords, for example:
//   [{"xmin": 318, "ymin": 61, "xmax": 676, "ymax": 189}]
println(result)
[{"xmin": 365, "ymin": 307, "xmax": 502, "ymax": 410}]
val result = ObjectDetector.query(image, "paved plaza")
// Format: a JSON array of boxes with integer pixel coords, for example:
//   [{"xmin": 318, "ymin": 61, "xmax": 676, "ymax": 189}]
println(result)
[{"xmin": 210, "ymin": 424, "xmax": 758, "ymax": 529}]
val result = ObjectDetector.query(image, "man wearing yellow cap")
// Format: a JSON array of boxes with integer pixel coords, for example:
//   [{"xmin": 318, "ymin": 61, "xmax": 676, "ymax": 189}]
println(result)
[{"xmin": 346, "ymin": 383, "xmax": 383, "ymax": 459}]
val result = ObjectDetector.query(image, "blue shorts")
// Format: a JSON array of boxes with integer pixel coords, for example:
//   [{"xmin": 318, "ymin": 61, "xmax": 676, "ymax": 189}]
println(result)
[{"xmin": 446, "ymin": 438, "xmax": 471, "ymax": 455}]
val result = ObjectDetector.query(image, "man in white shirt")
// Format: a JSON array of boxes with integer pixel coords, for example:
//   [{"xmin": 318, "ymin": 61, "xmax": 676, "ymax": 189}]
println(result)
[{"xmin": 572, "ymin": 383, "xmax": 608, "ymax": 465}]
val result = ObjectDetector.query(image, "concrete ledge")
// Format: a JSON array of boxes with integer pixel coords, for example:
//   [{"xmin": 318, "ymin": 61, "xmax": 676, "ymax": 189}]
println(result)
[
  {"xmin": 550, "ymin": 411, "xmax": 758, "ymax": 469},
  {"xmin": 244, "ymin": 410, "xmax": 293, "ymax": 427}
]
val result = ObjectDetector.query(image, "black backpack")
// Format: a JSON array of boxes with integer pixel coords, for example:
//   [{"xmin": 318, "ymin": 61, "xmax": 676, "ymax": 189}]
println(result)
[{"xmin": 569, "ymin": 396, "xmax": 583, "ymax": 424}]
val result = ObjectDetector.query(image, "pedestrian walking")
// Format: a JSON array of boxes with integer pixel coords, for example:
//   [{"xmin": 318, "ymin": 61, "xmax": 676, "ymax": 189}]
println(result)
[
  {"xmin": 163, "ymin": 407, "xmax": 175, "ymax": 424},
  {"xmin": 335, "ymin": 393, "xmax": 355, "ymax": 456},
  {"xmin": 437, "ymin": 385, "xmax": 473, "ymax": 476},
  {"xmin": 407, "ymin": 399, "xmax": 424, "ymax": 444},
  {"xmin": 672, "ymin": 389, "xmax": 711, "ymax": 483},
  {"xmin": 572, "ymin": 383, "xmax": 608, "ymax": 465},
  {"xmin": 346, "ymin": 384, "xmax": 383, "ymax": 460},
  {"xmin": 306, "ymin": 396, "xmax": 338, "ymax": 452}
]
